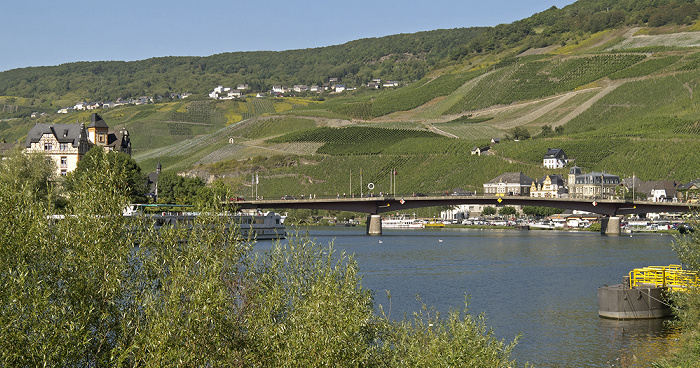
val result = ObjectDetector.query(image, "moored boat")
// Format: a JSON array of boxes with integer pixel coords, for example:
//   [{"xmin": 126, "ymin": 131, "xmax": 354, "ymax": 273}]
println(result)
[{"xmin": 382, "ymin": 215, "xmax": 425, "ymax": 229}]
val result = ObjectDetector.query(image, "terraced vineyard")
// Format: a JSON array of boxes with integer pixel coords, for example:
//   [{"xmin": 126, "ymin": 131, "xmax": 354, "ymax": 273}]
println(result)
[{"xmin": 443, "ymin": 54, "xmax": 646, "ymax": 114}]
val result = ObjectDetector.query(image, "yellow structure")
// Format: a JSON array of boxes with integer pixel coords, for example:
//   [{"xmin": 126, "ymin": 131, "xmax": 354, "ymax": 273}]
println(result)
[{"xmin": 629, "ymin": 264, "xmax": 698, "ymax": 291}]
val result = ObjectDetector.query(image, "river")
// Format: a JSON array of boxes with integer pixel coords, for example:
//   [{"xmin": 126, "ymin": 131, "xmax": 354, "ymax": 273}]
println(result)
[{"xmin": 279, "ymin": 226, "xmax": 681, "ymax": 367}]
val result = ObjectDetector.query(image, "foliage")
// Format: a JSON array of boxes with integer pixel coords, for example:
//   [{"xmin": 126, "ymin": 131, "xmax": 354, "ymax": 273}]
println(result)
[
  {"xmin": 498, "ymin": 206, "xmax": 517, "ymax": 216},
  {"xmin": 482, "ymin": 206, "xmax": 497, "ymax": 216},
  {"xmin": 0, "ymin": 156, "xmax": 518, "ymax": 366},
  {"xmin": 0, "ymin": 147, "xmax": 56, "ymax": 203},
  {"xmin": 66, "ymin": 146, "xmax": 149, "ymax": 203},
  {"xmin": 522, "ymin": 206, "xmax": 565, "ymax": 217},
  {"xmin": 156, "ymin": 171, "xmax": 208, "ymax": 205},
  {"xmin": 654, "ymin": 220, "xmax": 700, "ymax": 367}
]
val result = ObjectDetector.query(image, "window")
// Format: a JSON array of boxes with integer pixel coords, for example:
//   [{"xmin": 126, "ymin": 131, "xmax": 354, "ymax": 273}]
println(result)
[
  {"xmin": 60, "ymin": 156, "xmax": 67, "ymax": 168},
  {"xmin": 60, "ymin": 143, "xmax": 69, "ymax": 151},
  {"xmin": 98, "ymin": 134, "xmax": 105, "ymax": 143},
  {"xmin": 44, "ymin": 143, "xmax": 52, "ymax": 151},
  {"xmin": 60, "ymin": 169, "xmax": 67, "ymax": 176}
]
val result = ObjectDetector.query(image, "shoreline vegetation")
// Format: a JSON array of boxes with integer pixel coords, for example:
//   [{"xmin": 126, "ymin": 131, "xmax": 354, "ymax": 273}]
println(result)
[{"xmin": 0, "ymin": 151, "xmax": 518, "ymax": 367}]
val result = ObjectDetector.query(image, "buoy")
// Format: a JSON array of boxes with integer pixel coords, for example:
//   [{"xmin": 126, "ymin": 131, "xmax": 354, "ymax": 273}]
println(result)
[
  {"xmin": 378, "ymin": 240, "xmax": 383, "ymax": 244},
  {"xmin": 438, "ymin": 239, "xmax": 443, "ymax": 242}
]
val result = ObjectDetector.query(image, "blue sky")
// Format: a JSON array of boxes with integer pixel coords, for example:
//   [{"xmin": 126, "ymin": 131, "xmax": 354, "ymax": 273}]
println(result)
[{"xmin": 1, "ymin": 0, "xmax": 576, "ymax": 72}]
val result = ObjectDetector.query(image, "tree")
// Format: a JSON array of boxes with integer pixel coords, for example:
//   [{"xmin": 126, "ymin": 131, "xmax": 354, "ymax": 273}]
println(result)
[
  {"xmin": 522, "ymin": 205, "xmax": 564, "ymax": 217},
  {"xmin": 0, "ymin": 147, "xmax": 56, "ymax": 204},
  {"xmin": 66, "ymin": 146, "xmax": 148, "ymax": 203},
  {"xmin": 482, "ymin": 206, "xmax": 497, "ymax": 216},
  {"xmin": 156, "ymin": 171, "xmax": 208, "ymax": 205},
  {"xmin": 511, "ymin": 126, "xmax": 530, "ymax": 140},
  {"xmin": 498, "ymin": 206, "xmax": 517, "ymax": 216}
]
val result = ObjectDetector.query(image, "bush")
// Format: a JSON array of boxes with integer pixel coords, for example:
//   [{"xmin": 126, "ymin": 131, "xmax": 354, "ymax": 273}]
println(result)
[{"xmin": 0, "ymin": 154, "xmax": 518, "ymax": 366}]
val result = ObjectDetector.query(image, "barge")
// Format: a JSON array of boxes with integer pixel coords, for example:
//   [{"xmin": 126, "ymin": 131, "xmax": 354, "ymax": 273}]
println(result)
[{"xmin": 598, "ymin": 265, "xmax": 698, "ymax": 319}]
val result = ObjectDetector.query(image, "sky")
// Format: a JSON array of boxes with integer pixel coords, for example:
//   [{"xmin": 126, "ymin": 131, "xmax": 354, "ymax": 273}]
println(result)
[{"xmin": 1, "ymin": 0, "xmax": 577, "ymax": 72}]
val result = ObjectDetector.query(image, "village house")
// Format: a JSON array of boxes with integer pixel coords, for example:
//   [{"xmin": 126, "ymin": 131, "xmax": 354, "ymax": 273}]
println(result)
[
  {"xmin": 483, "ymin": 172, "xmax": 535, "ymax": 196},
  {"xmin": 471, "ymin": 146, "xmax": 490, "ymax": 156},
  {"xmin": 530, "ymin": 174, "xmax": 566, "ymax": 198},
  {"xmin": 25, "ymin": 113, "xmax": 131, "ymax": 177},
  {"xmin": 637, "ymin": 180, "xmax": 682, "ymax": 202},
  {"xmin": 543, "ymin": 148, "xmax": 568, "ymax": 169}
]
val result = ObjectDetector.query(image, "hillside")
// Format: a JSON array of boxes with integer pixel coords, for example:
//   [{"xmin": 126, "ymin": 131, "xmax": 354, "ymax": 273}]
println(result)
[{"xmin": 3, "ymin": 0, "xmax": 700, "ymax": 200}]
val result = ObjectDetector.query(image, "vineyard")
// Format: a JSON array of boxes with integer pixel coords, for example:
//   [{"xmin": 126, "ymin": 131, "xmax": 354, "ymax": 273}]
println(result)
[
  {"xmin": 266, "ymin": 126, "xmax": 445, "ymax": 155},
  {"xmin": 231, "ymin": 117, "xmax": 316, "ymax": 140},
  {"xmin": 443, "ymin": 54, "xmax": 646, "ymax": 114}
]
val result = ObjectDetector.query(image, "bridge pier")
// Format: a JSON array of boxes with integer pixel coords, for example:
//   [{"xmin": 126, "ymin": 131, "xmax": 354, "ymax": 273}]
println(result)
[
  {"xmin": 366, "ymin": 215, "xmax": 382, "ymax": 235},
  {"xmin": 600, "ymin": 216, "xmax": 621, "ymax": 235}
]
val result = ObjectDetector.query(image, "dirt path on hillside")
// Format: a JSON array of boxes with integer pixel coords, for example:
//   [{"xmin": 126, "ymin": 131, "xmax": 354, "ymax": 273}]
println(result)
[{"xmin": 551, "ymin": 81, "xmax": 622, "ymax": 128}]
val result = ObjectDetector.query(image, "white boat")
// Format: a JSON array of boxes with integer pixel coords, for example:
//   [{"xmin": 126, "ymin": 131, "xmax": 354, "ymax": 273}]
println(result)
[{"xmin": 382, "ymin": 216, "xmax": 425, "ymax": 229}]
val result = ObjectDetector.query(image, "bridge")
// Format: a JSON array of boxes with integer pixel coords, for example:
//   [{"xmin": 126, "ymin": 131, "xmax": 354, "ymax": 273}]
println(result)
[{"xmin": 231, "ymin": 195, "xmax": 699, "ymax": 235}]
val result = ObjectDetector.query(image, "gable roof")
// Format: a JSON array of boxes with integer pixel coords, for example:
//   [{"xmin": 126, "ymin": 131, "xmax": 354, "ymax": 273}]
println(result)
[
  {"xmin": 487, "ymin": 172, "xmax": 534, "ymax": 186},
  {"xmin": 25, "ymin": 122, "xmax": 85, "ymax": 148},
  {"xmin": 543, "ymin": 148, "xmax": 566, "ymax": 159}
]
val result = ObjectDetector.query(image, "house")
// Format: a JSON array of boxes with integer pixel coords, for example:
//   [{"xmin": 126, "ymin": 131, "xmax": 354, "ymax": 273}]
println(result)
[
  {"xmin": 543, "ymin": 148, "xmax": 568, "ymax": 169},
  {"xmin": 491, "ymin": 137, "xmax": 500, "ymax": 144},
  {"xmin": 367, "ymin": 82, "xmax": 381, "ymax": 89},
  {"xmin": 483, "ymin": 172, "xmax": 535, "ymax": 196},
  {"xmin": 237, "ymin": 84, "xmax": 249, "ymax": 90},
  {"xmin": 638, "ymin": 180, "xmax": 682, "ymax": 202},
  {"xmin": 530, "ymin": 175, "xmax": 567, "ymax": 198},
  {"xmin": 272, "ymin": 85, "xmax": 287, "ymax": 94},
  {"xmin": 328, "ymin": 77, "xmax": 339, "ymax": 83},
  {"xmin": 471, "ymin": 146, "xmax": 490, "ymax": 156},
  {"xmin": 383, "ymin": 81, "xmax": 400, "ymax": 88},
  {"xmin": 310, "ymin": 85, "xmax": 320, "ymax": 92},
  {"xmin": 86, "ymin": 113, "xmax": 132, "ymax": 155},
  {"xmin": 567, "ymin": 169, "xmax": 620, "ymax": 199},
  {"xmin": 57, "ymin": 107, "xmax": 74, "ymax": 114},
  {"xmin": 25, "ymin": 121, "xmax": 91, "ymax": 177},
  {"xmin": 293, "ymin": 85, "xmax": 309, "ymax": 93},
  {"xmin": 334, "ymin": 84, "xmax": 346, "ymax": 93},
  {"xmin": 74, "ymin": 102, "xmax": 88, "ymax": 110}
]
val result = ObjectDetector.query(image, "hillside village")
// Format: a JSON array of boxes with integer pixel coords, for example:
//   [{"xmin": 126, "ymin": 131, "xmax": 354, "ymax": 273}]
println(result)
[{"xmin": 23, "ymin": 114, "xmax": 700, "ymax": 227}]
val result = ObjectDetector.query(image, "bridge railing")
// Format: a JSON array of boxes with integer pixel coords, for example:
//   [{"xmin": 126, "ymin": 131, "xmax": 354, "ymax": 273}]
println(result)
[{"xmin": 629, "ymin": 264, "xmax": 699, "ymax": 291}]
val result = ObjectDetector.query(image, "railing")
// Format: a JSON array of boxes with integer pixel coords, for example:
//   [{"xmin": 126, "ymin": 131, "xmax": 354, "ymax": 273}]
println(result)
[{"xmin": 629, "ymin": 264, "xmax": 699, "ymax": 291}]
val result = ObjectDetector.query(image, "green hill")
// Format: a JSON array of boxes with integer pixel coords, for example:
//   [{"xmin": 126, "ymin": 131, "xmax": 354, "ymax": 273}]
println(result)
[{"xmin": 3, "ymin": 0, "xmax": 700, "ymax": 199}]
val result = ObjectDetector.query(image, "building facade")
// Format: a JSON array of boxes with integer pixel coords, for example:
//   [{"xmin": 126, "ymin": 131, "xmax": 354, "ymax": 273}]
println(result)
[
  {"xmin": 25, "ymin": 113, "xmax": 131, "ymax": 177},
  {"xmin": 543, "ymin": 148, "xmax": 568, "ymax": 169},
  {"xmin": 568, "ymin": 170, "xmax": 620, "ymax": 199},
  {"xmin": 530, "ymin": 175, "xmax": 566, "ymax": 198},
  {"xmin": 483, "ymin": 172, "xmax": 535, "ymax": 196},
  {"xmin": 25, "ymin": 122, "xmax": 91, "ymax": 176}
]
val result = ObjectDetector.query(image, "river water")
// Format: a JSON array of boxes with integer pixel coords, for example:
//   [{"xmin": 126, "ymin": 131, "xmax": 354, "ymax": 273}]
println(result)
[{"xmin": 279, "ymin": 226, "xmax": 681, "ymax": 367}]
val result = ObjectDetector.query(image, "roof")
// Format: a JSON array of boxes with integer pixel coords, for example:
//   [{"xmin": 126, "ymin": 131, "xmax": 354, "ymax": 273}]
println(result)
[
  {"xmin": 87, "ymin": 113, "xmax": 109, "ymax": 129},
  {"xmin": 537, "ymin": 174, "xmax": 565, "ymax": 186},
  {"xmin": 569, "ymin": 166, "xmax": 582, "ymax": 175},
  {"xmin": 543, "ymin": 148, "xmax": 566, "ymax": 159},
  {"xmin": 638, "ymin": 180, "xmax": 681, "ymax": 195},
  {"xmin": 25, "ymin": 122, "xmax": 85, "ymax": 148},
  {"xmin": 486, "ymin": 172, "xmax": 535, "ymax": 186}
]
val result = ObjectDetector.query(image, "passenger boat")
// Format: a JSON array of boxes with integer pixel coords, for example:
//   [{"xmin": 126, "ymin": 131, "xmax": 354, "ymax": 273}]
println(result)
[
  {"xmin": 382, "ymin": 215, "xmax": 425, "ymax": 229},
  {"xmin": 124, "ymin": 205, "xmax": 286, "ymax": 240}
]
